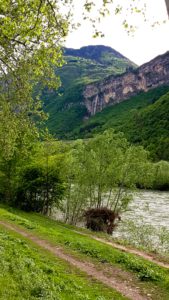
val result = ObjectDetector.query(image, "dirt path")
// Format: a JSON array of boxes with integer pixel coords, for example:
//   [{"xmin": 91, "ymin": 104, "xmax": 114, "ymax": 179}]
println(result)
[
  {"xmin": 73, "ymin": 230, "xmax": 169, "ymax": 269},
  {"xmin": 0, "ymin": 220, "xmax": 149, "ymax": 300}
]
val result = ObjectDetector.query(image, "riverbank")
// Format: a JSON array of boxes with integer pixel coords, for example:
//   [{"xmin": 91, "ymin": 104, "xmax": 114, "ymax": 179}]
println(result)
[{"xmin": 1, "ymin": 205, "xmax": 169, "ymax": 299}]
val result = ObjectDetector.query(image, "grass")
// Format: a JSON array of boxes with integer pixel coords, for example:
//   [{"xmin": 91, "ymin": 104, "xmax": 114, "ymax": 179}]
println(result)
[
  {"xmin": 0, "ymin": 224, "xmax": 126, "ymax": 300},
  {"xmin": 1, "ymin": 205, "xmax": 169, "ymax": 300}
]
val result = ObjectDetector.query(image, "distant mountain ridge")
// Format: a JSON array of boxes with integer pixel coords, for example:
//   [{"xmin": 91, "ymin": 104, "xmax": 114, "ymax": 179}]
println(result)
[{"xmin": 64, "ymin": 45, "xmax": 132, "ymax": 65}]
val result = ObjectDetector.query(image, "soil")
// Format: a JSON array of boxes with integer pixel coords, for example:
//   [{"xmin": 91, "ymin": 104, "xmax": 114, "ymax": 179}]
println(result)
[{"xmin": 0, "ymin": 220, "xmax": 149, "ymax": 300}]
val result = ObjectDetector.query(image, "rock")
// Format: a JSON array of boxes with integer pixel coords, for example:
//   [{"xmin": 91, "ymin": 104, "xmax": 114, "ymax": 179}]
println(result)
[{"xmin": 83, "ymin": 52, "xmax": 169, "ymax": 116}]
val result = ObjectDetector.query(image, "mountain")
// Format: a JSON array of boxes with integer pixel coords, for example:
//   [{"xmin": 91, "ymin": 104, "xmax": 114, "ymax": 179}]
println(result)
[
  {"xmin": 64, "ymin": 45, "xmax": 131, "ymax": 65},
  {"xmin": 42, "ymin": 48, "xmax": 169, "ymax": 160},
  {"xmin": 83, "ymin": 51, "xmax": 169, "ymax": 116},
  {"xmin": 120, "ymin": 91, "xmax": 169, "ymax": 161},
  {"xmin": 73, "ymin": 86, "xmax": 169, "ymax": 160},
  {"xmin": 42, "ymin": 45, "xmax": 136, "ymax": 136}
]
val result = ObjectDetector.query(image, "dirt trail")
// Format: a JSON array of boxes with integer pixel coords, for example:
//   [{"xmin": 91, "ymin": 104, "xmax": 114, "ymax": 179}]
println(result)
[
  {"xmin": 73, "ymin": 230, "xmax": 169, "ymax": 269},
  {"xmin": 0, "ymin": 220, "xmax": 148, "ymax": 300}
]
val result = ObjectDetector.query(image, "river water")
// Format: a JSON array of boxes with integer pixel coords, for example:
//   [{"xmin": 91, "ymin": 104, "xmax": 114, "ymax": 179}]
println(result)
[
  {"xmin": 53, "ymin": 190, "xmax": 169, "ymax": 251},
  {"xmin": 53, "ymin": 189, "xmax": 169, "ymax": 233},
  {"xmin": 118, "ymin": 190, "xmax": 169, "ymax": 229},
  {"xmin": 113, "ymin": 190, "xmax": 169, "ymax": 249}
]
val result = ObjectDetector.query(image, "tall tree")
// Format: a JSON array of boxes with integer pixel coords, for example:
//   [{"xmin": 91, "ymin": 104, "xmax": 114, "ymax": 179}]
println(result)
[
  {"xmin": 61, "ymin": 130, "xmax": 152, "ymax": 225},
  {"xmin": 0, "ymin": 0, "xmax": 150, "ymax": 202},
  {"xmin": 0, "ymin": 0, "xmax": 70, "ymax": 201}
]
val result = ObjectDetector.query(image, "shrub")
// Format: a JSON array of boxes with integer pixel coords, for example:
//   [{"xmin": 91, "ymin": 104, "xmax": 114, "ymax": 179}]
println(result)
[
  {"xmin": 84, "ymin": 207, "xmax": 121, "ymax": 234},
  {"xmin": 14, "ymin": 165, "xmax": 65, "ymax": 214}
]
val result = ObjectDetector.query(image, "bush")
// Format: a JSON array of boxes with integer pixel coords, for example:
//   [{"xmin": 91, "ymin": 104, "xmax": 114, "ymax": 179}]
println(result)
[
  {"xmin": 14, "ymin": 165, "xmax": 65, "ymax": 214},
  {"xmin": 84, "ymin": 207, "xmax": 121, "ymax": 234}
]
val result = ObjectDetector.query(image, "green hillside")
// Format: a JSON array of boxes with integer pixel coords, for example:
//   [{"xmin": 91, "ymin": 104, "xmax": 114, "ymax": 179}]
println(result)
[
  {"xmin": 41, "ymin": 46, "xmax": 169, "ymax": 161},
  {"xmin": 120, "ymin": 91, "xmax": 169, "ymax": 161},
  {"xmin": 69, "ymin": 86, "xmax": 169, "ymax": 160},
  {"xmin": 0, "ymin": 209, "xmax": 124, "ymax": 300},
  {"xmin": 42, "ymin": 45, "xmax": 136, "ymax": 136}
]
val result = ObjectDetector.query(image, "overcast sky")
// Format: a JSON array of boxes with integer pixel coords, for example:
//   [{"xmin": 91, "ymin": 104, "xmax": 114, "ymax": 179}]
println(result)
[{"xmin": 65, "ymin": 0, "xmax": 169, "ymax": 66}]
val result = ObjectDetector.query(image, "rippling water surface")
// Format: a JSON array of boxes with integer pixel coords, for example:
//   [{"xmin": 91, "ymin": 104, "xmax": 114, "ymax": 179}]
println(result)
[
  {"xmin": 53, "ymin": 190, "xmax": 169, "ymax": 231},
  {"xmin": 113, "ymin": 190, "xmax": 169, "ymax": 252},
  {"xmin": 119, "ymin": 190, "xmax": 169, "ymax": 229}
]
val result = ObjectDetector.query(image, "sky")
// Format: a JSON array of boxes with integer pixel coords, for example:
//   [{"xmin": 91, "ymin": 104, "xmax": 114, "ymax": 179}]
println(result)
[{"xmin": 65, "ymin": 0, "xmax": 169, "ymax": 66}]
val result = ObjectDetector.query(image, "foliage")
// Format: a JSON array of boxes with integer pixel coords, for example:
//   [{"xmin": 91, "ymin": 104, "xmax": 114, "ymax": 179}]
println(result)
[
  {"xmin": 119, "ymin": 92, "xmax": 169, "ymax": 161},
  {"xmin": 14, "ymin": 138, "xmax": 67, "ymax": 214},
  {"xmin": 0, "ymin": 134, "xmax": 67, "ymax": 213},
  {"xmin": 60, "ymin": 129, "xmax": 152, "ymax": 225},
  {"xmin": 0, "ymin": 0, "xmax": 68, "ymax": 85},
  {"xmin": 152, "ymin": 161, "xmax": 169, "ymax": 190},
  {"xmin": 0, "ymin": 0, "xmax": 69, "ymax": 134},
  {"xmin": 0, "ymin": 102, "xmax": 40, "ymax": 202},
  {"xmin": 0, "ymin": 0, "xmax": 70, "ymax": 203},
  {"xmin": 14, "ymin": 165, "xmax": 64, "ymax": 214}
]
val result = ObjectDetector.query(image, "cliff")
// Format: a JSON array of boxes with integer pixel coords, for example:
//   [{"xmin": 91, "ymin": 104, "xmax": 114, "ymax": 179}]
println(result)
[{"xmin": 83, "ymin": 52, "xmax": 169, "ymax": 116}]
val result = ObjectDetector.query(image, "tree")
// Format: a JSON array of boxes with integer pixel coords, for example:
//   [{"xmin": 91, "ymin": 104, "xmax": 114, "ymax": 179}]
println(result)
[
  {"xmin": 153, "ymin": 161, "xmax": 169, "ymax": 190},
  {"xmin": 15, "ymin": 164, "xmax": 65, "ymax": 213},
  {"xmin": 59, "ymin": 140, "xmax": 89, "ymax": 224},
  {"xmin": 0, "ymin": 0, "xmax": 148, "ymax": 87},
  {"xmin": 13, "ymin": 138, "xmax": 66, "ymax": 213},
  {"xmin": 0, "ymin": 103, "xmax": 39, "ymax": 202},
  {"xmin": 0, "ymin": 0, "xmax": 151, "ymax": 204},
  {"xmin": 61, "ymin": 129, "xmax": 152, "ymax": 226},
  {"xmin": 0, "ymin": 0, "xmax": 71, "ymax": 202}
]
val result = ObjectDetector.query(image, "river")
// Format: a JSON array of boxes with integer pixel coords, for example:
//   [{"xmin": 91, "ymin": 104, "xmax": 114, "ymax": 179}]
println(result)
[
  {"xmin": 54, "ymin": 190, "xmax": 169, "ymax": 229},
  {"xmin": 113, "ymin": 190, "xmax": 169, "ymax": 250},
  {"xmin": 118, "ymin": 190, "xmax": 169, "ymax": 229}
]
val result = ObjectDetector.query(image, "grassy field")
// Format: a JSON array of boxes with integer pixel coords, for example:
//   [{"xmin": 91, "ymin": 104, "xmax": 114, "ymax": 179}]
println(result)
[
  {"xmin": 0, "ymin": 224, "xmax": 126, "ymax": 300},
  {"xmin": 1, "ymin": 205, "xmax": 169, "ymax": 299}
]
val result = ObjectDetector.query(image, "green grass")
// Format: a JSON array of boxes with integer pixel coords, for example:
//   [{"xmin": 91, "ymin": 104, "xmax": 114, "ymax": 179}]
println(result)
[
  {"xmin": 0, "ymin": 225, "xmax": 126, "ymax": 300},
  {"xmin": 1, "ymin": 205, "xmax": 169, "ymax": 300}
]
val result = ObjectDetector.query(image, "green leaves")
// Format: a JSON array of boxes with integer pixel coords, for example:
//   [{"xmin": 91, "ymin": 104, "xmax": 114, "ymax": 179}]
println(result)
[{"xmin": 60, "ymin": 129, "xmax": 151, "ymax": 224}]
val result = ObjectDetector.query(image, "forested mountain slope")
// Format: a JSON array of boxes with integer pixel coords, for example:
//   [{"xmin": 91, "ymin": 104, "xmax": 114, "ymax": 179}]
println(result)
[
  {"xmin": 120, "ymin": 91, "xmax": 169, "ymax": 160},
  {"xmin": 71, "ymin": 86, "xmax": 169, "ymax": 160},
  {"xmin": 42, "ymin": 45, "xmax": 136, "ymax": 136},
  {"xmin": 42, "ymin": 48, "xmax": 169, "ymax": 161}
]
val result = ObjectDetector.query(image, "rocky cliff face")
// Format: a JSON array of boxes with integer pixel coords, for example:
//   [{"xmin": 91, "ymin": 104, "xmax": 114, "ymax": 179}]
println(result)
[{"xmin": 83, "ymin": 52, "xmax": 169, "ymax": 116}]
